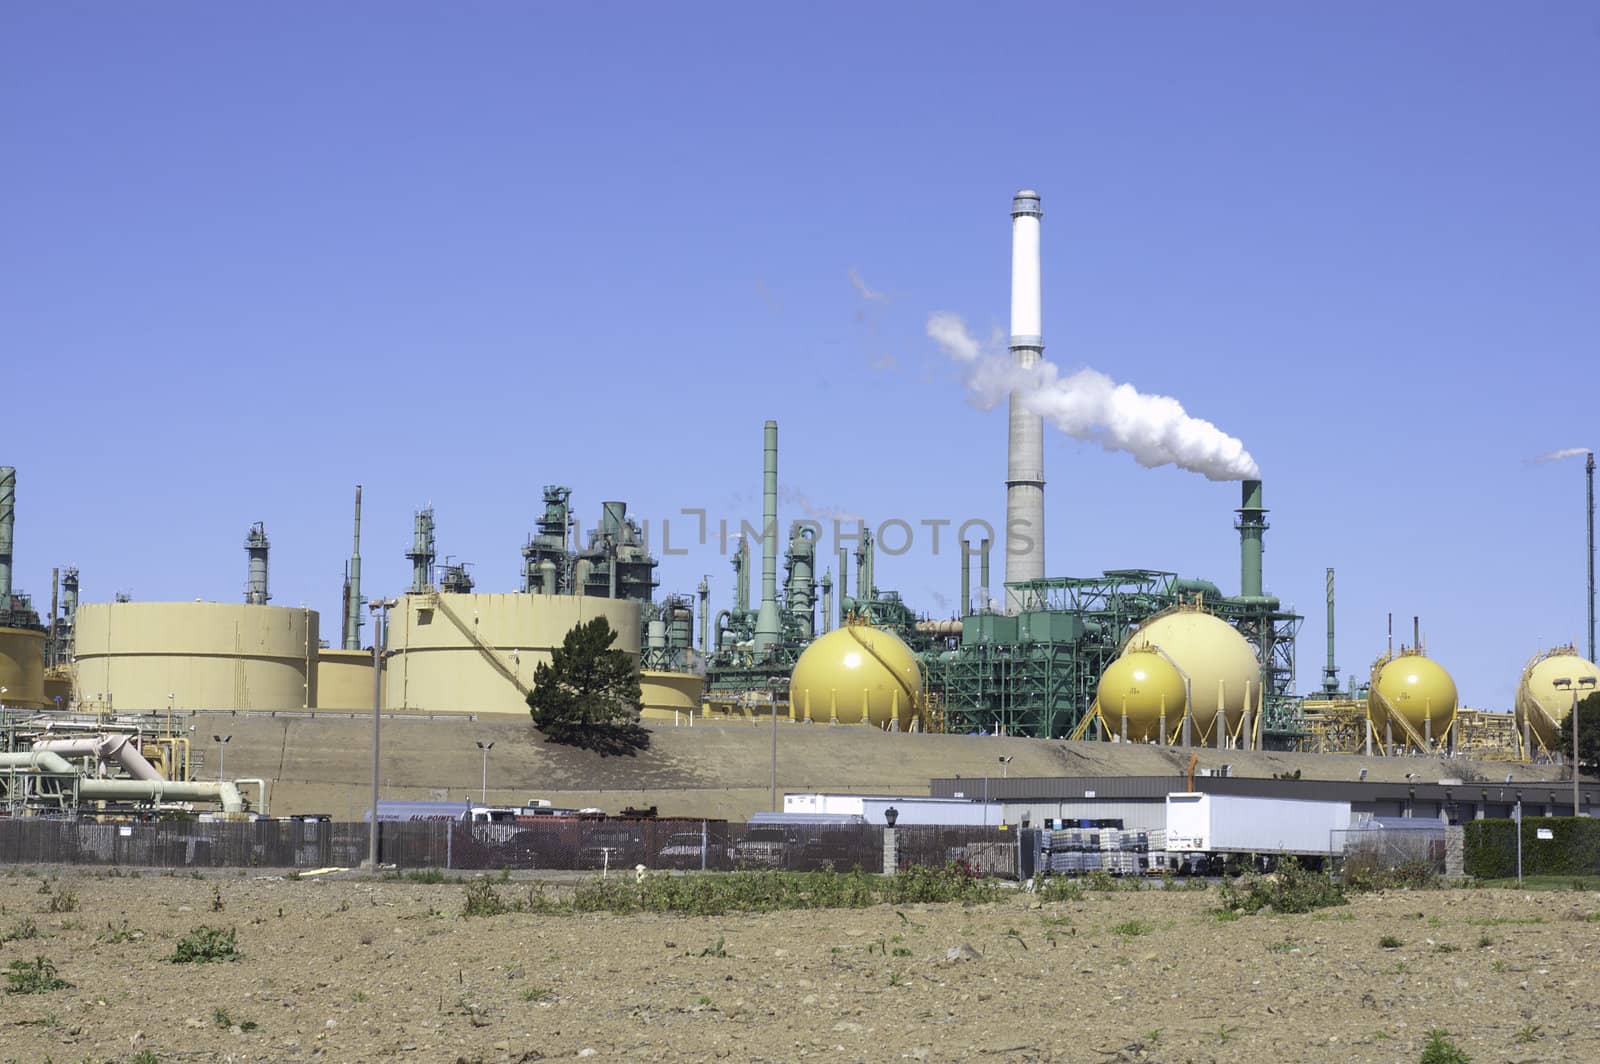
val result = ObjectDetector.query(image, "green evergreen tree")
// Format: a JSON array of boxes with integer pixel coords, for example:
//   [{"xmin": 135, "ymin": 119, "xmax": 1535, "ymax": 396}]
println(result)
[
  {"xmin": 526, "ymin": 617, "xmax": 643, "ymax": 740},
  {"xmin": 1556, "ymin": 690, "xmax": 1600, "ymax": 775}
]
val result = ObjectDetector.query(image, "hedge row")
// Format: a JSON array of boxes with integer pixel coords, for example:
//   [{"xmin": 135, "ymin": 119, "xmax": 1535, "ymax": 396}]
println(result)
[{"xmin": 1464, "ymin": 816, "xmax": 1600, "ymax": 878}]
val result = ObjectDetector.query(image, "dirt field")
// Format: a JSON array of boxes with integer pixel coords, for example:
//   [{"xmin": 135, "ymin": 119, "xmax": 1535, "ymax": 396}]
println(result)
[{"xmin": 2, "ymin": 870, "xmax": 1597, "ymax": 1063}]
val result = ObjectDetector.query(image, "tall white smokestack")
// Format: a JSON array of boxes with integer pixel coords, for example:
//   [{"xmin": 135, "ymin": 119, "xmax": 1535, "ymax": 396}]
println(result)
[{"xmin": 1005, "ymin": 189, "xmax": 1045, "ymax": 612}]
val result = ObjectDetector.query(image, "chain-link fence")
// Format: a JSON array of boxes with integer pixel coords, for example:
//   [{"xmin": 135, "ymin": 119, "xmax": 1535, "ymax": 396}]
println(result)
[
  {"xmin": 894, "ymin": 825, "xmax": 1020, "ymax": 878},
  {"xmin": 1334, "ymin": 823, "xmax": 1446, "ymax": 881},
  {"xmin": 0, "ymin": 818, "xmax": 992, "ymax": 876}
]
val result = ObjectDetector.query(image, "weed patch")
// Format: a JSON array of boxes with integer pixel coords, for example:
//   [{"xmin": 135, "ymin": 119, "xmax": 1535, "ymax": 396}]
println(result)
[
  {"xmin": 4, "ymin": 956, "xmax": 71, "ymax": 994},
  {"xmin": 169, "ymin": 926, "xmax": 240, "ymax": 964},
  {"xmin": 1218, "ymin": 859, "xmax": 1345, "ymax": 915}
]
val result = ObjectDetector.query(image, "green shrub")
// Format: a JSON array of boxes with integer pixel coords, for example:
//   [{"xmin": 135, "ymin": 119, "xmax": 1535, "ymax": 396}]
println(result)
[
  {"xmin": 1034, "ymin": 877, "xmax": 1084, "ymax": 903},
  {"xmin": 1218, "ymin": 859, "xmax": 1345, "ymax": 915},
  {"xmin": 1419, "ymin": 1028, "xmax": 1470, "ymax": 1064},
  {"xmin": 4, "ymin": 956, "xmax": 72, "ymax": 994},
  {"xmin": 462, "ymin": 879, "xmax": 511, "ymax": 917},
  {"xmin": 169, "ymin": 926, "xmax": 240, "ymax": 964}
]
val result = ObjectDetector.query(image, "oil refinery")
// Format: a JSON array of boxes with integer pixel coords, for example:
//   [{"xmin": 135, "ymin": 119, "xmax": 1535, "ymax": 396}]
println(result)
[{"xmin": 0, "ymin": 190, "xmax": 1596, "ymax": 824}]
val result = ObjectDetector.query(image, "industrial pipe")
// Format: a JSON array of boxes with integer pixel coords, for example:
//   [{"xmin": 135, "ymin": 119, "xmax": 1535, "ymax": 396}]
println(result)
[
  {"xmin": 0, "ymin": 751, "xmax": 244, "ymax": 813},
  {"xmin": 1005, "ymin": 190, "xmax": 1045, "ymax": 613},
  {"xmin": 79, "ymin": 778, "xmax": 244, "ymax": 814},
  {"xmin": 819, "ymin": 571, "xmax": 832, "ymax": 634},
  {"xmin": 0, "ymin": 750, "xmax": 77, "ymax": 775},
  {"xmin": 32, "ymin": 735, "xmax": 164, "ymax": 781},
  {"xmin": 0, "ymin": 466, "xmax": 13, "ymax": 602},
  {"xmin": 753, "ymin": 421, "xmax": 782, "ymax": 653}
]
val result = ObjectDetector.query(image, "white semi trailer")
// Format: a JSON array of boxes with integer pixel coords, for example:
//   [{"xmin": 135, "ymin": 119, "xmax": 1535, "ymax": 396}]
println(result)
[{"xmin": 1163, "ymin": 792, "xmax": 1352, "ymax": 864}]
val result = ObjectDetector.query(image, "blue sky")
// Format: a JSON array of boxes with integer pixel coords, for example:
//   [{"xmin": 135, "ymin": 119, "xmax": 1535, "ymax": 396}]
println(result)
[{"xmin": 3, "ymin": 3, "xmax": 1597, "ymax": 710}]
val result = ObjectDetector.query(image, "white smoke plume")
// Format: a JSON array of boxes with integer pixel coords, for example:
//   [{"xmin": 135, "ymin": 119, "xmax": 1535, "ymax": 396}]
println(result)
[
  {"xmin": 848, "ymin": 267, "xmax": 888, "ymax": 303},
  {"xmin": 780, "ymin": 485, "xmax": 863, "ymax": 525},
  {"xmin": 1533, "ymin": 447, "xmax": 1592, "ymax": 463},
  {"xmin": 926, "ymin": 311, "xmax": 1260, "ymax": 481}
]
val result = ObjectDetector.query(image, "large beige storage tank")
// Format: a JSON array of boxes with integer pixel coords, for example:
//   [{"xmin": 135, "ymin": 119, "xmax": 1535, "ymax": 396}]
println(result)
[
  {"xmin": 1515, "ymin": 647, "xmax": 1600, "ymax": 753},
  {"xmin": 74, "ymin": 602, "xmax": 318, "ymax": 711},
  {"xmin": 640, "ymin": 669, "xmax": 706, "ymax": 721},
  {"xmin": 1121, "ymin": 609, "xmax": 1260, "ymax": 741},
  {"xmin": 1368, "ymin": 651, "xmax": 1457, "ymax": 747},
  {"xmin": 788, "ymin": 624, "xmax": 923, "ymax": 730},
  {"xmin": 0, "ymin": 627, "xmax": 48, "ymax": 709},
  {"xmin": 316, "ymin": 648, "xmax": 383, "ymax": 710},
  {"xmin": 384, "ymin": 592, "xmax": 641, "ymax": 716}
]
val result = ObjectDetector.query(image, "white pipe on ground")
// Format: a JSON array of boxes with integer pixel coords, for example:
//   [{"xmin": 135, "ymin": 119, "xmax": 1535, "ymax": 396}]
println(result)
[
  {"xmin": 0, "ymin": 750, "xmax": 245, "ymax": 813},
  {"xmin": 32, "ymin": 735, "xmax": 164, "ymax": 781}
]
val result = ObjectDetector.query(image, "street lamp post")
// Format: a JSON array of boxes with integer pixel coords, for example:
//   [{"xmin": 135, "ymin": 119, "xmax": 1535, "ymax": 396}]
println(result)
[
  {"xmin": 366, "ymin": 597, "xmax": 396, "ymax": 871},
  {"xmin": 998, "ymin": 755, "xmax": 1014, "ymax": 779},
  {"xmin": 167, "ymin": 692, "xmax": 174, "ymax": 738},
  {"xmin": 476, "ymin": 741, "xmax": 495, "ymax": 805},
  {"xmin": 212, "ymin": 734, "xmax": 231, "ymax": 781}
]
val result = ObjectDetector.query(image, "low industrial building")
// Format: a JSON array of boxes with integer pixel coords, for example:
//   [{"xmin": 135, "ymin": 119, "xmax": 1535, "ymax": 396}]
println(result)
[{"xmin": 928, "ymin": 774, "xmax": 1597, "ymax": 830}]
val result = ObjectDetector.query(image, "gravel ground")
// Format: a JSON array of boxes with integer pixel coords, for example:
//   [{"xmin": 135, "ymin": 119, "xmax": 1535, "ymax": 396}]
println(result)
[{"xmin": 2, "ymin": 869, "xmax": 1597, "ymax": 1063}]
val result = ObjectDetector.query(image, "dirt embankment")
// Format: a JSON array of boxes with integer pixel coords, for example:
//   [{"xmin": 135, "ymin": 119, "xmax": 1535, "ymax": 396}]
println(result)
[{"xmin": 3, "ymin": 870, "xmax": 1597, "ymax": 1063}]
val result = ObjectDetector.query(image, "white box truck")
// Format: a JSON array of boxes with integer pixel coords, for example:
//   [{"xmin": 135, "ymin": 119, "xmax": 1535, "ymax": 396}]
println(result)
[{"xmin": 1164, "ymin": 793, "xmax": 1351, "ymax": 857}]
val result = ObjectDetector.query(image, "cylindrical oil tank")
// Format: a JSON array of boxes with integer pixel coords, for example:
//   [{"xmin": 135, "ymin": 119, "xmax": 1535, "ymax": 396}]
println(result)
[
  {"xmin": 73, "ymin": 602, "xmax": 318, "ymax": 711},
  {"xmin": 315, "ymin": 648, "xmax": 382, "ymax": 711},
  {"xmin": 640, "ymin": 669, "xmax": 706, "ymax": 721},
  {"xmin": 788, "ymin": 624, "xmax": 923, "ymax": 730},
  {"xmin": 384, "ymin": 592, "xmax": 641, "ymax": 715},
  {"xmin": 42, "ymin": 669, "xmax": 72, "ymax": 710},
  {"xmin": 1369, "ymin": 653, "xmax": 1458, "ymax": 744},
  {"xmin": 1515, "ymin": 648, "xmax": 1600, "ymax": 752},
  {"xmin": 1122, "ymin": 610, "xmax": 1259, "ymax": 740},
  {"xmin": 0, "ymin": 627, "xmax": 48, "ymax": 708},
  {"xmin": 1096, "ymin": 650, "xmax": 1187, "ymax": 742}
]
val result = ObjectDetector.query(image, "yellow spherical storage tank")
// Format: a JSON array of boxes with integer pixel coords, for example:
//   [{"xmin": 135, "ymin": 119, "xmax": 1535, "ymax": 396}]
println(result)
[
  {"xmin": 788, "ymin": 624, "xmax": 923, "ymax": 729},
  {"xmin": 1095, "ymin": 650, "xmax": 1186, "ymax": 743},
  {"xmin": 1515, "ymin": 647, "xmax": 1600, "ymax": 753},
  {"xmin": 1368, "ymin": 652, "xmax": 1458, "ymax": 747},
  {"xmin": 1119, "ymin": 610, "xmax": 1261, "ymax": 742}
]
